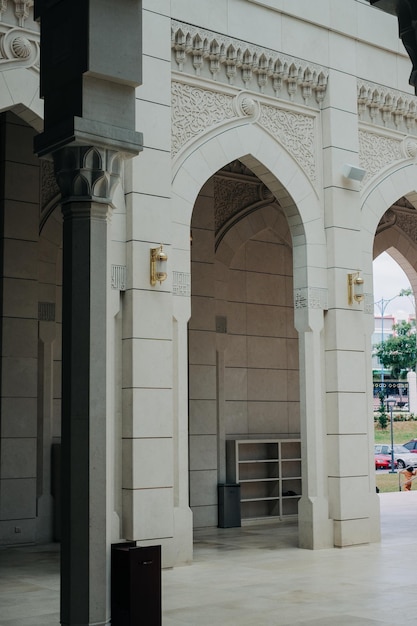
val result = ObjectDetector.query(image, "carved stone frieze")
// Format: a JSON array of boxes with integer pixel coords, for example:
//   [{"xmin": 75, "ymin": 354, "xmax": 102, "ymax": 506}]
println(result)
[
  {"xmin": 376, "ymin": 205, "xmax": 417, "ymax": 246},
  {"xmin": 358, "ymin": 79, "xmax": 417, "ymax": 135},
  {"xmin": 0, "ymin": 0, "xmax": 38, "ymax": 70},
  {"xmin": 172, "ymin": 81, "xmax": 235, "ymax": 157},
  {"xmin": 259, "ymin": 104, "xmax": 316, "ymax": 183},
  {"xmin": 359, "ymin": 130, "xmax": 403, "ymax": 182},
  {"xmin": 172, "ymin": 81, "xmax": 317, "ymax": 186},
  {"xmin": 0, "ymin": 0, "xmax": 34, "ymax": 26},
  {"xmin": 172, "ymin": 20, "xmax": 328, "ymax": 108},
  {"xmin": 394, "ymin": 211, "xmax": 417, "ymax": 242}
]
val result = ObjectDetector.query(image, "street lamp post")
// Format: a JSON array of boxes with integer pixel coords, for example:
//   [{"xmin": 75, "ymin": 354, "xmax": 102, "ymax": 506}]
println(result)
[{"xmin": 386, "ymin": 398, "xmax": 396, "ymax": 474}]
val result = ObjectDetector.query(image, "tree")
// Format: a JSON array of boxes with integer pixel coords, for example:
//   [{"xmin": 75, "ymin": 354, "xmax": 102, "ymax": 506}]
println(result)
[
  {"xmin": 377, "ymin": 393, "xmax": 388, "ymax": 430},
  {"xmin": 374, "ymin": 319, "xmax": 417, "ymax": 379}
]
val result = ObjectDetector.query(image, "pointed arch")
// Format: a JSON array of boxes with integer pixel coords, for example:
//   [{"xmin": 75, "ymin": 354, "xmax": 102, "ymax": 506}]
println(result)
[{"xmin": 172, "ymin": 122, "xmax": 326, "ymax": 294}]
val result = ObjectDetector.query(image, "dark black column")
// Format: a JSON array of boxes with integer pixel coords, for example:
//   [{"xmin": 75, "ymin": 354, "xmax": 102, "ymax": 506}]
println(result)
[
  {"xmin": 54, "ymin": 146, "xmax": 119, "ymax": 625},
  {"xmin": 34, "ymin": 1, "xmax": 142, "ymax": 623}
]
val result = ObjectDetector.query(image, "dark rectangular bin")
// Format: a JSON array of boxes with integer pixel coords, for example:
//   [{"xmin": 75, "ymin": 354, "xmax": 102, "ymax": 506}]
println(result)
[
  {"xmin": 218, "ymin": 483, "xmax": 241, "ymax": 528},
  {"xmin": 111, "ymin": 542, "xmax": 161, "ymax": 626}
]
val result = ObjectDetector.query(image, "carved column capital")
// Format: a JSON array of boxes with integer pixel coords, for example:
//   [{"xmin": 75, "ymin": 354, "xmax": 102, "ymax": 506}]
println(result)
[{"xmin": 52, "ymin": 145, "xmax": 123, "ymax": 208}]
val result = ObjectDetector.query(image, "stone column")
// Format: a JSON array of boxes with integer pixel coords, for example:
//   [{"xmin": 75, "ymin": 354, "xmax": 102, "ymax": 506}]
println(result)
[
  {"xmin": 296, "ymin": 298, "xmax": 334, "ymax": 549},
  {"xmin": 322, "ymin": 63, "xmax": 380, "ymax": 546},
  {"xmin": 408, "ymin": 371, "xmax": 417, "ymax": 414},
  {"xmin": 53, "ymin": 145, "xmax": 121, "ymax": 626}
]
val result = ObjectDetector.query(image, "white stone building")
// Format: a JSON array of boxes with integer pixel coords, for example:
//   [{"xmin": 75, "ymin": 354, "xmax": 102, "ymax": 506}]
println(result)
[{"xmin": 2, "ymin": 0, "xmax": 417, "ymax": 623}]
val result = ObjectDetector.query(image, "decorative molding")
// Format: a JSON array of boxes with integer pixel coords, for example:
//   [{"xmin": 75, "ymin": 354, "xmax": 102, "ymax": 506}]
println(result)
[
  {"xmin": 38, "ymin": 301, "xmax": 56, "ymax": 322},
  {"xmin": 358, "ymin": 130, "xmax": 403, "ymax": 183},
  {"xmin": 357, "ymin": 79, "xmax": 417, "ymax": 135},
  {"xmin": 376, "ymin": 208, "xmax": 397, "ymax": 234},
  {"xmin": 172, "ymin": 81, "xmax": 235, "ymax": 157},
  {"xmin": 0, "ymin": 0, "xmax": 34, "ymax": 26},
  {"xmin": 13, "ymin": 0, "xmax": 34, "ymax": 27},
  {"xmin": 364, "ymin": 293, "xmax": 374, "ymax": 315},
  {"xmin": 294, "ymin": 287, "xmax": 328, "ymax": 310},
  {"xmin": 111, "ymin": 265, "xmax": 126, "ymax": 291},
  {"xmin": 172, "ymin": 81, "xmax": 317, "ymax": 187},
  {"xmin": 173, "ymin": 271, "xmax": 191, "ymax": 297},
  {"xmin": 172, "ymin": 20, "xmax": 328, "ymax": 107},
  {"xmin": 214, "ymin": 176, "xmax": 261, "ymax": 232},
  {"xmin": 259, "ymin": 104, "xmax": 316, "ymax": 183},
  {"xmin": 0, "ymin": 25, "xmax": 39, "ymax": 70},
  {"xmin": 40, "ymin": 160, "xmax": 60, "ymax": 212},
  {"xmin": 52, "ymin": 146, "xmax": 123, "ymax": 205},
  {"xmin": 394, "ymin": 211, "xmax": 417, "ymax": 242},
  {"xmin": 0, "ymin": 0, "xmax": 39, "ymax": 71}
]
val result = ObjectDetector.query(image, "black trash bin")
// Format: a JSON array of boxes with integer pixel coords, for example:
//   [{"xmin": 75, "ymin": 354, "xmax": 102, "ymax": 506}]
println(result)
[
  {"xmin": 111, "ymin": 542, "xmax": 161, "ymax": 626},
  {"xmin": 218, "ymin": 483, "xmax": 241, "ymax": 528}
]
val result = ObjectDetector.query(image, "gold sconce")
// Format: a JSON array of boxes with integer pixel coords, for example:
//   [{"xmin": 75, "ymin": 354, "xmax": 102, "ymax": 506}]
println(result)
[
  {"xmin": 150, "ymin": 245, "xmax": 168, "ymax": 286},
  {"xmin": 347, "ymin": 271, "xmax": 364, "ymax": 305}
]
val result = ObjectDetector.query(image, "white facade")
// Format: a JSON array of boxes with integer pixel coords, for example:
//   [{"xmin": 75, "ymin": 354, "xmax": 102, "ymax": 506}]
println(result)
[{"xmin": 2, "ymin": 0, "xmax": 417, "ymax": 622}]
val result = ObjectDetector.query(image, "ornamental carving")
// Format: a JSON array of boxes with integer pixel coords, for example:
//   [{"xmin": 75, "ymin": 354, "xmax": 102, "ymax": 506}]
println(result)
[
  {"xmin": 294, "ymin": 287, "xmax": 328, "ymax": 310},
  {"xmin": 0, "ymin": 0, "xmax": 34, "ymax": 26},
  {"xmin": 259, "ymin": 105, "xmax": 316, "ymax": 183},
  {"xmin": 0, "ymin": 1, "xmax": 39, "ymax": 70},
  {"xmin": 358, "ymin": 130, "xmax": 402, "ymax": 182},
  {"xmin": 395, "ymin": 211, "xmax": 417, "ymax": 242},
  {"xmin": 52, "ymin": 146, "xmax": 123, "ymax": 205},
  {"xmin": 172, "ymin": 81, "xmax": 235, "ymax": 157},
  {"xmin": 214, "ymin": 176, "xmax": 263, "ymax": 232},
  {"xmin": 0, "ymin": 27, "xmax": 39, "ymax": 71},
  {"xmin": 376, "ymin": 208, "xmax": 397, "ymax": 234},
  {"xmin": 358, "ymin": 79, "xmax": 417, "ymax": 136},
  {"xmin": 172, "ymin": 81, "xmax": 318, "ymax": 187},
  {"xmin": 40, "ymin": 160, "xmax": 60, "ymax": 212},
  {"xmin": 172, "ymin": 20, "xmax": 328, "ymax": 107},
  {"xmin": 376, "ymin": 205, "xmax": 417, "ymax": 244}
]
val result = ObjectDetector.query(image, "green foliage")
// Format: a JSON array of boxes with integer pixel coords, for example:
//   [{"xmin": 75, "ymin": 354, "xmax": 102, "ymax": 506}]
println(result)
[
  {"xmin": 377, "ymin": 394, "xmax": 388, "ymax": 430},
  {"xmin": 374, "ymin": 319, "xmax": 417, "ymax": 379}
]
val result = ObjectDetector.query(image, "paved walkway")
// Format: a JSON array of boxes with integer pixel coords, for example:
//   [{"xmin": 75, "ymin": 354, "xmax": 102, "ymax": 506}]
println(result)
[{"xmin": 1, "ymin": 492, "xmax": 416, "ymax": 625}]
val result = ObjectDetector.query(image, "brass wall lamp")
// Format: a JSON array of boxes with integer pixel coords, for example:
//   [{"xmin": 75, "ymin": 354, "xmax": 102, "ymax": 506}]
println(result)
[
  {"xmin": 347, "ymin": 271, "xmax": 364, "ymax": 305},
  {"xmin": 150, "ymin": 245, "xmax": 168, "ymax": 286}
]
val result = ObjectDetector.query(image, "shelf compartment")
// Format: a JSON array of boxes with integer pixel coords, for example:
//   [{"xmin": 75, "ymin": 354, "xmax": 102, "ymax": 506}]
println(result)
[
  {"xmin": 240, "ymin": 480, "xmax": 279, "ymax": 500},
  {"xmin": 282, "ymin": 497, "xmax": 300, "ymax": 517},
  {"xmin": 281, "ymin": 478, "xmax": 301, "ymax": 497},
  {"xmin": 281, "ymin": 460, "xmax": 301, "ymax": 478},
  {"xmin": 238, "ymin": 461, "xmax": 279, "ymax": 481},
  {"xmin": 281, "ymin": 441, "xmax": 301, "ymax": 460},
  {"xmin": 238, "ymin": 442, "xmax": 279, "ymax": 462}
]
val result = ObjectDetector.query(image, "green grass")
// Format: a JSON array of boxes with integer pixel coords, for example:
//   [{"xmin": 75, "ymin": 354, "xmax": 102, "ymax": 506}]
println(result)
[
  {"xmin": 374, "ymin": 420, "xmax": 417, "ymax": 492},
  {"xmin": 374, "ymin": 420, "xmax": 417, "ymax": 444}
]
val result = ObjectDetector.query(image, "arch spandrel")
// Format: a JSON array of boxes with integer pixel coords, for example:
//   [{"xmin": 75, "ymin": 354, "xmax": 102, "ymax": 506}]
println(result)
[{"xmin": 172, "ymin": 123, "xmax": 327, "ymax": 299}]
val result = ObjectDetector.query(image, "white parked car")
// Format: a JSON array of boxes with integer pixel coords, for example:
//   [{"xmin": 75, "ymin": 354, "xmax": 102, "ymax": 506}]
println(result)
[{"xmin": 374, "ymin": 444, "xmax": 417, "ymax": 469}]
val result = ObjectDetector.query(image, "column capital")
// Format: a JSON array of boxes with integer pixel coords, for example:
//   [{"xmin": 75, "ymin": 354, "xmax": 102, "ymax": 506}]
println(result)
[{"xmin": 52, "ymin": 145, "xmax": 123, "ymax": 208}]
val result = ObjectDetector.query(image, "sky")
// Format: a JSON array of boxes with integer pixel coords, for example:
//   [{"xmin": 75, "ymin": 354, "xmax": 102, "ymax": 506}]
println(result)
[{"xmin": 373, "ymin": 252, "xmax": 414, "ymax": 317}]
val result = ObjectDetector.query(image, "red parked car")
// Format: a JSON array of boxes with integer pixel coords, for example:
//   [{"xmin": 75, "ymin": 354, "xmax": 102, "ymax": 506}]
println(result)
[{"xmin": 375, "ymin": 453, "xmax": 397, "ymax": 470}]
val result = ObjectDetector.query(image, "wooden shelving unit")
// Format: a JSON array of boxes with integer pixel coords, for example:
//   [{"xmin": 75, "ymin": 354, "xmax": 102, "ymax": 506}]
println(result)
[{"xmin": 226, "ymin": 439, "xmax": 301, "ymax": 522}]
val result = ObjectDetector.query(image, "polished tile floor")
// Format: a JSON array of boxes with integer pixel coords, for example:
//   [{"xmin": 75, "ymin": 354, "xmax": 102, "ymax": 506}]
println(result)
[{"xmin": 0, "ymin": 492, "xmax": 416, "ymax": 625}]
